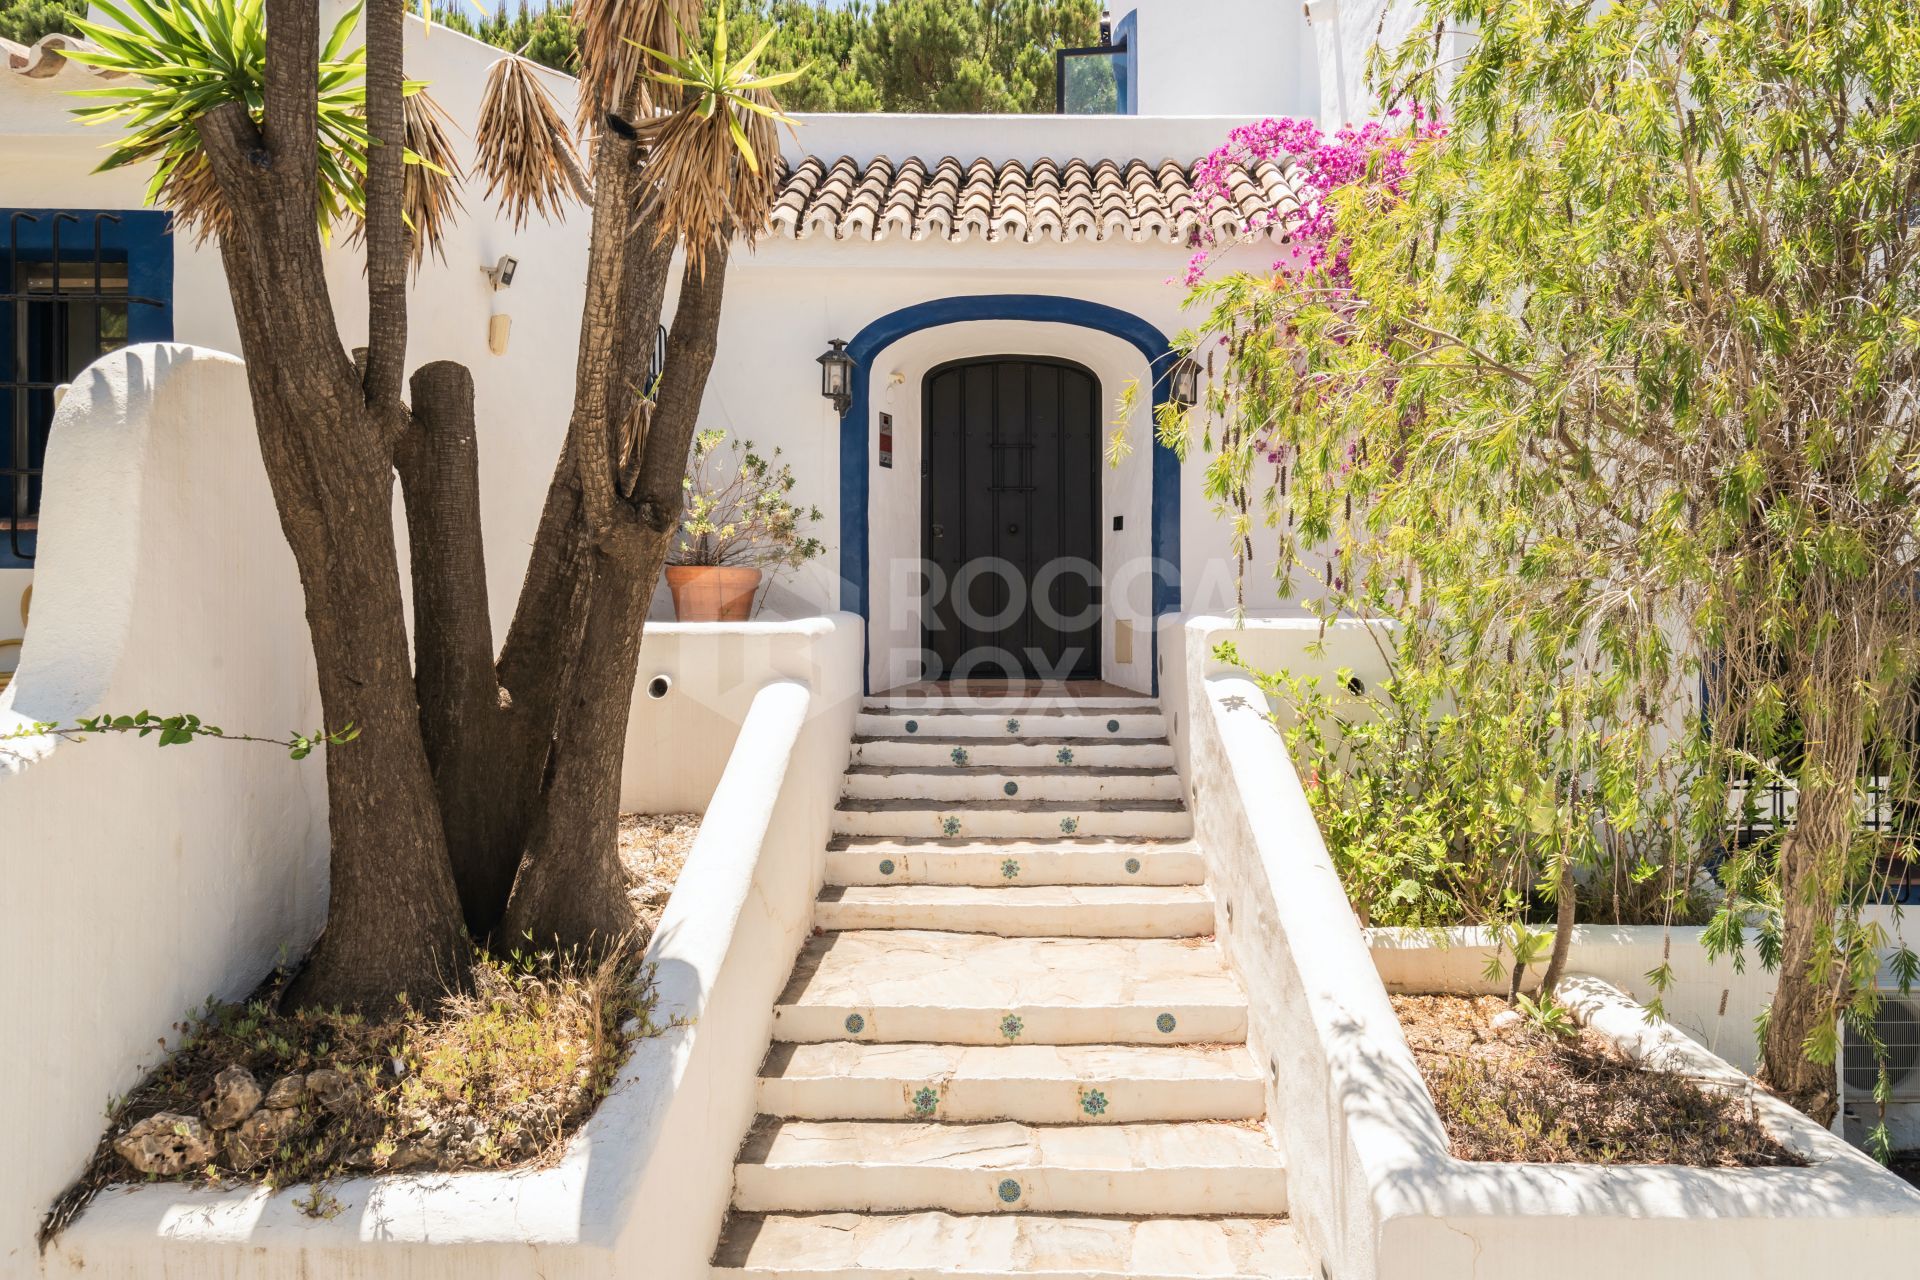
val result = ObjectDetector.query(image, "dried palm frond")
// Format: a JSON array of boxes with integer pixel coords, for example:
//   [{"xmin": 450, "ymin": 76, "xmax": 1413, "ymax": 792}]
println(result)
[
  {"xmin": 634, "ymin": 0, "xmax": 800, "ymax": 262},
  {"xmin": 475, "ymin": 55, "xmax": 592, "ymax": 230},
  {"xmin": 573, "ymin": 0, "xmax": 701, "ymax": 127},
  {"xmin": 635, "ymin": 91, "xmax": 778, "ymax": 264},
  {"xmin": 156, "ymin": 150, "xmax": 233, "ymax": 247},
  {"xmin": 400, "ymin": 89, "xmax": 466, "ymax": 266}
]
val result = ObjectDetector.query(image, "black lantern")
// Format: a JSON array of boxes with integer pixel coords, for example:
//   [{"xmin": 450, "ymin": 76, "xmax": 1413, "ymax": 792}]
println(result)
[
  {"xmin": 817, "ymin": 339, "xmax": 854, "ymax": 415},
  {"xmin": 1167, "ymin": 354, "xmax": 1202, "ymax": 410}
]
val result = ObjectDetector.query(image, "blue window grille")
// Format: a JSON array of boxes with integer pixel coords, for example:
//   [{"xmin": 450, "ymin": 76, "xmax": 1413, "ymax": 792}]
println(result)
[{"xmin": 1, "ymin": 210, "xmax": 172, "ymax": 566}]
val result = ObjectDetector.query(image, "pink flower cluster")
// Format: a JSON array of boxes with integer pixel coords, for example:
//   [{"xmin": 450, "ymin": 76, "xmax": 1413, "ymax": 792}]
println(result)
[{"xmin": 1182, "ymin": 105, "xmax": 1446, "ymax": 287}]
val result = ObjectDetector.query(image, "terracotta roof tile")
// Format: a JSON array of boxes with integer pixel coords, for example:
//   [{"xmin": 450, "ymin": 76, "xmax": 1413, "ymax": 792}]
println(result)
[{"xmin": 765, "ymin": 153, "xmax": 1307, "ymax": 246}]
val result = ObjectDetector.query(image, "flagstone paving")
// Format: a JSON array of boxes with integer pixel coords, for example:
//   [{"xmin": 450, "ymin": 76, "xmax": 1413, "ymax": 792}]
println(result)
[{"xmin": 713, "ymin": 695, "xmax": 1309, "ymax": 1278}]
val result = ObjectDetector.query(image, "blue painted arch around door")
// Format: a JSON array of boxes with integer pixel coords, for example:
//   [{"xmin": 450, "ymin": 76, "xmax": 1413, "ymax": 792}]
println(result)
[{"xmin": 835, "ymin": 294, "xmax": 1183, "ymax": 693}]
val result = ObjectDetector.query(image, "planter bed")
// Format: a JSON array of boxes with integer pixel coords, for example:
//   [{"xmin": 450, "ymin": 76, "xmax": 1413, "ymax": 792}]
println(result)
[
  {"xmin": 44, "ymin": 813, "xmax": 700, "ymax": 1245},
  {"xmin": 1395, "ymin": 991, "xmax": 1802, "ymax": 1168}
]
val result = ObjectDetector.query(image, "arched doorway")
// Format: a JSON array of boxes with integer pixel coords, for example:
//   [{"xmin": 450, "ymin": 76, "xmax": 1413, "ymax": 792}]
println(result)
[{"xmin": 921, "ymin": 355, "xmax": 1102, "ymax": 682}]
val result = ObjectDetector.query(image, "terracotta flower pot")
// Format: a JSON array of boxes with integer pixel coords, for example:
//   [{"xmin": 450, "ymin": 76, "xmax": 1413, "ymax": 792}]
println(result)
[{"xmin": 666, "ymin": 565, "xmax": 762, "ymax": 622}]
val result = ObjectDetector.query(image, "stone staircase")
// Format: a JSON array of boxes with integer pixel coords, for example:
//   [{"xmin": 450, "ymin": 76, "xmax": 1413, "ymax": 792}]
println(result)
[{"xmin": 712, "ymin": 695, "xmax": 1311, "ymax": 1279}]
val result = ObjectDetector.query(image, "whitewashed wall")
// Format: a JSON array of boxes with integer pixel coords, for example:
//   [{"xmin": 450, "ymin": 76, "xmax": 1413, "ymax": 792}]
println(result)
[
  {"xmin": 0, "ymin": 347, "xmax": 327, "ymax": 1280},
  {"xmin": 52, "ymin": 641, "xmax": 862, "ymax": 1280},
  {"xmin": 1122, "ymin": 0, "xmax": 1322, "ymax": 117}
]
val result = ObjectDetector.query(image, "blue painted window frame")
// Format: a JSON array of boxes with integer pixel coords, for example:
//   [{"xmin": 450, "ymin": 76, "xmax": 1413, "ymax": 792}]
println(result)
[
  {"xmin": 835, "ymin": 294, "xmax": 1181, "ymax": 693},
  {"xmin": 0, "ymin": 209, "xmax": 173, "ymax": 567}
]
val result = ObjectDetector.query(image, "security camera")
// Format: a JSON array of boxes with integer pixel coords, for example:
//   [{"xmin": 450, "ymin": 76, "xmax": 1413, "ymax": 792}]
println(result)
[{"xmin": 484, "ymin": 254, "xmax": 519, "ymax": 291}]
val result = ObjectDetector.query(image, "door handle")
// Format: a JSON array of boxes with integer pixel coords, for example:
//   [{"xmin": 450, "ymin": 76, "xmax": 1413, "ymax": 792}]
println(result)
[
  {"xmin": 1007, "ymin": 523, "xmax": 1020, "ymax": 535},
  {"xmin": 931, "ymin": 523, "xmax": 944, "ymax": 538}
]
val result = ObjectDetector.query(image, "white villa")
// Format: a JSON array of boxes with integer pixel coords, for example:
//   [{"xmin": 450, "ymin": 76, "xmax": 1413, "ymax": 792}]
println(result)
[{"xmin": 3, "ymin": 3, "xmax": 1918, "ymax": 1279}]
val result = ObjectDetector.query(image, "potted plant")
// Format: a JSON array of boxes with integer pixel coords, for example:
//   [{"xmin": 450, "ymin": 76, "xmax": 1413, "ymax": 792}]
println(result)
[{"xmin": 667, "ymin": 429, "xmax": 825, "ymax": 621}]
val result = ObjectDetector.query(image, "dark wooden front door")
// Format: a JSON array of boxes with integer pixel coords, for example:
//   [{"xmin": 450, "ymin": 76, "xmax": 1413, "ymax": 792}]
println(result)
[{"xmin": 922, "ymin": 356, "xmax": 1101, "ymax": 680}]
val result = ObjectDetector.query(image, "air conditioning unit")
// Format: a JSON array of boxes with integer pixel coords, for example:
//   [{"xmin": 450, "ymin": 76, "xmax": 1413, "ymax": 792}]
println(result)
[{"xmin": 1841, "ymin": 992, "xmax": 1920, "ymax": 1153}]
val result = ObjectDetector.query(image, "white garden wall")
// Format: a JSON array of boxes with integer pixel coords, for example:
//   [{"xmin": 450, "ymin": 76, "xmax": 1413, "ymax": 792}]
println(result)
[
  {"xmin": 623, "ymin": 614, "xmax": 862, "ymax": 813},
  {"xmin": 1181, "ymin": 657, "xmax": 1920, "ymax": 1280},
  {"xmin": 0, "ymin": 346, "xmax": 328, "ymax": 1280},
  {"xmin": 52, "ymin": 656, "xmax": 857, "ymax": 1278}
]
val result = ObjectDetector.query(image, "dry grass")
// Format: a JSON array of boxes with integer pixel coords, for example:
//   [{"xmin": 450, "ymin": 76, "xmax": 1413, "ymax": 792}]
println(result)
[
  {"xmin": 1395, "ymin": 994, "xmax": 1807, "ymax": 1168},
  {"xmin": 621, "ymin": 811, "xmax": 699, "ymax": 935},
  {"xmin": 44, "ymin": 812, "xmax": 702, "ymax": 1242}
]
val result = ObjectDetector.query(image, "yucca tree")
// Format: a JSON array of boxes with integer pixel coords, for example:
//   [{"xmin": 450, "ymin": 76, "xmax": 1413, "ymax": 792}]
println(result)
[{"xmin": 68, "ymin": 0, "xmax": 797, "ymax": 1009}]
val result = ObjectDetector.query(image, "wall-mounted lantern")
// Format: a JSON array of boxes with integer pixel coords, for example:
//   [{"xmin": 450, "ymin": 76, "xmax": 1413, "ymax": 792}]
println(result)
[
  {"xmin": 1167, "ymin": 354, "xmax": 1202, "ymax": 410},
  {"xmin": 817, "ymin": 339, "xmax": 854, "ymax": 415}
]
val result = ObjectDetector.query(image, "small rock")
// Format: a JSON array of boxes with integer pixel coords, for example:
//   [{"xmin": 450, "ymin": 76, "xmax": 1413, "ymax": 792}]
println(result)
[
  {"xmin": 262, "ymin": 1074, "xmax": 307, "ymax": 1109},
  {"xmin": 204, "ymin": 1065, "xmax": 262, "ymax": 1130},
  {"xmin": 1489, "ymin": 1009, "xmax": 1524, "ymax": 1035},
  {"xmin": 114, "ymin": 1113, "xmax": 214, "ymax": 1176},
  {"xmin": 306, "ymin": 1068, "xmax": 360, "ymax": 1116},
  {"xmin": 224, "ymin": 1105, "xmax": 304, "ymax": 1171},
  {"xmin": 379, "ymin": 1140, "xmax": 434, "ymax": 1172}
]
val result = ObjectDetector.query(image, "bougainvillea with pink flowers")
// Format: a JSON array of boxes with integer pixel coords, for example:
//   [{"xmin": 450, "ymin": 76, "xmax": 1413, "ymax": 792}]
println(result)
[{"xmin": 1181, "ymin": 106, "xmax": 1446, "ymax": 287}]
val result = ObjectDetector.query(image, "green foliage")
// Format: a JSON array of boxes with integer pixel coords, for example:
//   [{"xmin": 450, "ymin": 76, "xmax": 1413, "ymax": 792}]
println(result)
[
  {"xmin": 436, "ymin": 0, "xmax": 580, "ymax": 72},
  {"xmin": 1165, "ymin": 0, "xmax": 1920, "ymax": 1092},
  {"xmin": 672, "ymin": 428, "xmax": 825, "ymax": 571},
  {"xmin": 446, "ymin": 0, "xmax": 1101, "ymax": 111},
  {"xmin": 1, "ymin": 709, "xmax": 357, "ymax": 759},
  {"xmin": 0, "ymin": 0, "xmax": 86, "ymax": 44},
  {"xmin": 63, "ymin": 0, "xmax": 441, "ymax": 239}
]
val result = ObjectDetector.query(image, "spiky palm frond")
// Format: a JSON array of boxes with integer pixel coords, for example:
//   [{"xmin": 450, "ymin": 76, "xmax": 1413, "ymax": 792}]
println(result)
[
  {"xmin": 400, "ymin": 89, "xmax": 465, "ymax": 265},
  {"xmin": 64, "ymin": 0, "xmax": 445, "ymax": 247},
  {"xmin": 573, "ymin": 0, "xmax": 700, "ymax": 126},
  {"xmin": 475, "ymin": 53, "xmax": 591, "ymax": 230},
  {"xmin": 633, "ymin": 0, "xmax": 799, "ymax": 261},
  {"xmin": 348, "ymin": 86, "xmax": 465, "ymax": 266}
]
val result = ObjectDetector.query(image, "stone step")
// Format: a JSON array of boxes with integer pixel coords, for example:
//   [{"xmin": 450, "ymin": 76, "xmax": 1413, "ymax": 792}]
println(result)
[
  {"xmin": 731, "ymin": 1119, "xmax": 1288, "ymax": 1216},
  {"xmin": 758, "ymin": 1042, "xmax": 1267, "ymax": 1124},
  {"xmin": 826, "ymin": 838, "xmax": 1206, "ymax": 887},
  {"xmin": 815, "ymin": 885, "xmax": 1216, "ymax": 937},
  {"xmin": 772, "ymin": 931, "xmax": 1244, "ymax": 1045},
  {"xmin": 842, "ymin": 765, "xmax": 1185, "ymax": 804},
  {"xmin": 832, "ymin": 800, "xmax": 1192, "ymax": 841},
  {"xmin": 712, "ymin": 1211, "xmax": 1313, "ymax": 1278},
  {"xmin": 864, "ymin": 696, "xmax": 1159, "ymax": 713},
  {"xmin": 856, "ymin": 710, "xmax": 1167, "ymax": 741},
  {"xmin": 851, "ymin": 736, "xmax": 1175, "ymax": 769}
]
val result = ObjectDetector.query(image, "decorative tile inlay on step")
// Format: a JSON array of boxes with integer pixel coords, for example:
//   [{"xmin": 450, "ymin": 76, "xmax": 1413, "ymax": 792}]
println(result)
[
  {"xmin": 772, "ymin": 932, "xmax": 1247, "ymax": 1045},
  {"xmin": 906, "ymin": 720, "xmax": 919, "ymax": 733},
  {"xmin": 1108, "ymin": 719, "xmax": 1121, "ymax": 732},
  {"xmin": 912, "ymin": 1086, "xmax": 939, "ymax": 1117},
  {"xmin": 1126, "ymin": 857, "xmax": 1142, "ymax": 874},
  {"xmin": 878, "ymin": 859, "xmax": 895, "ymax": 875},
  {"xmin": 1000, "ymin": 1013, "xmax": 1024, "ymax": 1041},
  {"xmin": 1157, "ymin": 1013, "xmax": 1177, "ymax": 1034},
  {"xmin": 1060, "ymin": 816, "xmax": 1079, "ymax": 833},
  {"xmin": 1003, "ymin": 781, "xmax": 1020, "ymax": 796},
  {"xmin": 730, "ymin": 1119, "xmax": 1290, "ymax": 1216},
  {"xmin": 941, "ymin": 816, "xmax": 962, "ymax": 836},
  {"xmin": 950, "ymin": 746, "xmax": 969, "ymax": 765},
  {"xmin": 1006, "ymin": 718, "xmax": 1021, "ymax": 733},
  {"xmin": 1057, "ymin": 747, "xmax": 1075, "ymax": 764},
  {"xmin": 757, "ymin": 1043, "xmax": 1267, "ymax": 1125},
  {"xmin": 712, "ymin": 1211, "xmax": 1317, "ymax": 1279},
  {"xmin": 1000, "ymin": 858, "xmax": 1020, "ymax": 879},
  {"xmin": 1080, "ymin": 1088, "xmax": 1109, "ymax": 1117},
  {"xmin": 845, "ymin": 1014, "xmax": 866, "ymax": 1035},
  {"xmin": 811, "ymin": 885, "xmax": 1218, "ymax": 938}
]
